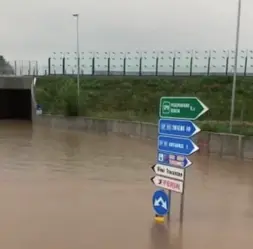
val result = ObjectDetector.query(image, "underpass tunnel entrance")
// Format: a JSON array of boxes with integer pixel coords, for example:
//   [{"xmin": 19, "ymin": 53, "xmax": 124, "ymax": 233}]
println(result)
[
  {"xmin": 0, "ymin": 89, "xmax": 32, "ymax": 120},
  {"xmin": 0, "ymin": 76, "xmax": 34, "ymax": 121}
]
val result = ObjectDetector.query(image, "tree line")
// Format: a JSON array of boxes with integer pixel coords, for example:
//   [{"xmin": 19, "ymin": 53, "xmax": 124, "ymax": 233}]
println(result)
[{"xmin": 0, "ymin": 55, "xmax": 14, "ymax": 74}]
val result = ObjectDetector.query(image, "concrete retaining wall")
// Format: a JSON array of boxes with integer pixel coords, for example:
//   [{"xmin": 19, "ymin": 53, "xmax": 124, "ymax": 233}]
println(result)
[
  {"xmin": 0, "ymin": 76, "xmax": 33, "ymax": 89},
  {"xmin": 35, "ymin": 115, "xmax": 253, "ymax": 160}
]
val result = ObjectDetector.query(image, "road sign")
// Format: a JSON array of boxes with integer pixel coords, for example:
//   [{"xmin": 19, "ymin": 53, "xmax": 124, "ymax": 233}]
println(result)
[
  {"xmin": 151, "ymin": 175, "xmax": 184, "ymax": 193},
  {"xmin": 158, "ymin": 119, "xmax": 200, "ymax": 137},
  {"xmin": 157, "ymin": 151, "xmax": 192, "ymax": 168},
  {"xmin": 36, "ymin": 104, "xmax": 43, "ymax": 115},
  {"xmin": 152, "ymin": 189, "xmax": 170, "ymax": 216},
  {"xmin": 152, "ymin": 164, "xmax": 185, "ymax": 181},
  {"xmin": 159, "ymin": 97, "xmax": 209, "ymax": 120},
  {"xmin": 158, "ymin": 135, "xmax": 199, "ymax": 156}
]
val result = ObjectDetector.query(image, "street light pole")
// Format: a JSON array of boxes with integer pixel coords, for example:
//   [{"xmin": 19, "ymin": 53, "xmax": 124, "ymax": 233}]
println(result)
[
  {"xmin": 72, "ymin": 13, "xmax": 80, "ymax": 108},
  {"xmin": 229, "ymin": 0, "xmax": 242, "ymax": 132}
]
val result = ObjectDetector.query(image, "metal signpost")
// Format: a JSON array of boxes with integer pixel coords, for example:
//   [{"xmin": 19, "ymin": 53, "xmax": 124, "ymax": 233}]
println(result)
[{"xmin": 151, "ymin": 96, "xmax": 209, "ymax": 222}]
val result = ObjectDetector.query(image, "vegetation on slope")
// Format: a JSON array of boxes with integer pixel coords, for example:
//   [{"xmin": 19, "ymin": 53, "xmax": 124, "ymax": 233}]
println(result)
[{"xmin": 36, "ymin": 75, "xmax": 253, "ymax": 135}]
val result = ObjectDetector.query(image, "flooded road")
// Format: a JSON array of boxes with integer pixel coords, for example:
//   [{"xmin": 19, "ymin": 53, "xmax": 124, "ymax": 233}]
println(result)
[{"xmin": 0, "ymin": 121, "xmax": 253, "ymax": 249}]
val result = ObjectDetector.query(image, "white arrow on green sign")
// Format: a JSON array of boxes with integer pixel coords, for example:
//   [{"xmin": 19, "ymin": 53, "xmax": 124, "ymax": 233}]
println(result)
[{"xmin": 159, "ymin": 97, "xmax": 209, "ymax": 120}]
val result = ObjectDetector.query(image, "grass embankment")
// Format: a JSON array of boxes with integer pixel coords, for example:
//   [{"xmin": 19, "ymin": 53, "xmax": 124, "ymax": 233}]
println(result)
[{"xmin": 35, "ymin": 76, "xmax": 253, "ymax": 135}]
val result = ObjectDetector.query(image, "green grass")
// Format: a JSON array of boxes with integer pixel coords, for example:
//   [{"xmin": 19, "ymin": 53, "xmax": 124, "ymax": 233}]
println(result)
[{"xmin": 35, "ymin": 75, "xmax": 253, "ymax": 135}]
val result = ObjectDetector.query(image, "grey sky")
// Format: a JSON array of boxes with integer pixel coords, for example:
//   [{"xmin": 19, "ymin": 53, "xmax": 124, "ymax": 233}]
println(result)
[{"xmin": 1, "ymin": 0, "xmax": 253, "ymax": 64}]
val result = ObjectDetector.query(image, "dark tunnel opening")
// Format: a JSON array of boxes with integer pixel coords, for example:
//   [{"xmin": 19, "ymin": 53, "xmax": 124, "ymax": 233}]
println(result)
[{"xmin": 0, "ymin": 89, "xmax": 32, "ymax": 120}]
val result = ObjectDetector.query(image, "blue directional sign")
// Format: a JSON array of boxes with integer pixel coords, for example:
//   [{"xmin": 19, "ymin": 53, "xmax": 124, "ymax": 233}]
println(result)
[
  {"xmin": 158, "ymin": 119, "xmax": 200, "ymax": 138},
  {"xmin": 152, "ymin": 189, "xmax": 170, "ymax": 216},
  {"xmin": 158, "ymin": 135, "xmax": 199, "ymax": 156},
  {"xmin": 157, "ymin": 151, "xmax": 192, "ymax": 168}
]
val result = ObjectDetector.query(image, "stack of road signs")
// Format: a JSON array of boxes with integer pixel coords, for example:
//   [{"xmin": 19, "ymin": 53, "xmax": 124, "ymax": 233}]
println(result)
[{"xmin": 151, "ymin": 97, "xmax": 209, "ymax": 217}]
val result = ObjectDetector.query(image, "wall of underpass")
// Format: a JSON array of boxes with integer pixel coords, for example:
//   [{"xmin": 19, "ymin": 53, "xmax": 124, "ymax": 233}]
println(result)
[{"xmin": 34, "ymin": 115, "xmax": 253, "ymax": 160}]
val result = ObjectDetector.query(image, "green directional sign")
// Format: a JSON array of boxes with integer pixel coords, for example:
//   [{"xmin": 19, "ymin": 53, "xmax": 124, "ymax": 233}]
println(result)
[{"xmin": 159, "ymin": 97, "xmax": 209, "ymax": 120}]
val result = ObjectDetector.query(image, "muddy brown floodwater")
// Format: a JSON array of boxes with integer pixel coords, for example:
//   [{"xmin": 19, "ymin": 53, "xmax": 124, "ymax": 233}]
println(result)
[{"xmin": 0, "ymin": 121, "xmax": 253, "ymax": 249}]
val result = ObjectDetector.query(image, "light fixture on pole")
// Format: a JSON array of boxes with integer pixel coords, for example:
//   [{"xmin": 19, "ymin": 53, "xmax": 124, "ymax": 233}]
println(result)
[
  {"xmin": 229, "ymin": 0, "xmax": 242, "ymax": 132},
  {"xmin": 72, "ymin": 13, "xmax": 80, "ymax": 103}
]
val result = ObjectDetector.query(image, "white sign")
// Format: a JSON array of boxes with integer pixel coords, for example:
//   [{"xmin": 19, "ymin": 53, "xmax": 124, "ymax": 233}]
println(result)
[
  {"xmin": 151, "ymin": 175, "xmax": 184, "ymax": 193},
  {"xmin": 36, "ymin": 109, "xmax": 42, "ymax": 115},
  {"xmin": 152, "ymin": 164, "xmax": 185, "ymax": 181}
]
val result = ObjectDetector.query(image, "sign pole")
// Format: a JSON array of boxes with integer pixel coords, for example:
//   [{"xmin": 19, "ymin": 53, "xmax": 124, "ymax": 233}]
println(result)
[
  {"xmin": 179, "ymin": 169, "xmax": 186, "ymax": 222},
  {"xmin": 167, "ymin": 190, "xmax": 171, "ymax": 220},
  {"xmin": 229, "ymin": 0, "xmax": 242, "ymax": 132}
]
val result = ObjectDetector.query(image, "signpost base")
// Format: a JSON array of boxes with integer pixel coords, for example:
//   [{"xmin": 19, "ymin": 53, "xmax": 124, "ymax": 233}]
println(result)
[{"xmin": 154, "ymin": 214, "xmax": 165, "ymax": 224}]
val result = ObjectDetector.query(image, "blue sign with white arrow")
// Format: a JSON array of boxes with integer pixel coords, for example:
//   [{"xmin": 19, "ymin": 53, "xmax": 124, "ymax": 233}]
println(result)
[
  {"xmin": 158, "ymin": 135, "xmax": 199, "ymax": 156},
  {"xmin": 157, "ymin": 151, "xmax": 192, "ymax": 168},
  {"xmin": 158, "ymin": 119, "xmax": 200, "ymax": 138},
  {"xmin": 152, "ymin": 189, "xmax": 170, "ymax": 216}
]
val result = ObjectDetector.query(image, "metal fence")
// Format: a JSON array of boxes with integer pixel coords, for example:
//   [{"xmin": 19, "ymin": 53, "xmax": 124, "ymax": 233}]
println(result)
[
  {"xmin": 3, "ymin": 49, "xmax": 253, "ymax": 76},
  {"xmin": 0, "ymin": 60, "xmax": 40, "ymax": 76}
]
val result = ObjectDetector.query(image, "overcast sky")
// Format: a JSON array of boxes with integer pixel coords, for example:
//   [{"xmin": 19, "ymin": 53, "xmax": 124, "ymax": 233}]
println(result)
[{"xmin": 1, "ymin": 0, "xmax": 253, "ymax": 65}]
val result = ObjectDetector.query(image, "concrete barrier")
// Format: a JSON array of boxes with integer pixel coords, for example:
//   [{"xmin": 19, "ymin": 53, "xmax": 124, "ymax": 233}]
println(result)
[{"xmin": 35, "ymin": 115, "xmax": 253, "ymax": 160}]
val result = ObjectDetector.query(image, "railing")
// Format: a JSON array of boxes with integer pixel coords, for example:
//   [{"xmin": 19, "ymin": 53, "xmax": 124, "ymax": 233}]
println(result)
[
  {"xmin": 0, "ymin": 60, "xmax": 40, "ymax": 76},
  {"xmin": 3, "ymin": 49, "xmax": 253, "ymax": 76}
]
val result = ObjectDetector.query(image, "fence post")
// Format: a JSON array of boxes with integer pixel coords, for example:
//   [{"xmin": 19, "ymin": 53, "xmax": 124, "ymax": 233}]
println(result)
[
  {"xmin": 20, "ymin": 60, "xmax": 23, "ymax": 75},
  {"xmin": 207, "ymin": 51, "xmax": 211, "ymax": 76},
  {"xmin": 107, "ymin": 57, "xmax": 110, "ymax": 76},
  {"xmin": 225, "ymin": 56, "xmax": 229, "ymax": 76},
  {"xmin": 155, "ymin": 57, "xmax": 159, "ymax": 76},
  {"xmin": 48, "ymin": 57, "xmax": 51, "ymax": 75},
  {"xmin": 62, "ymin": 57, "xmax": 65, "ymax": 75},
  {"xmin": 172, "ymin": 57, "xmax": 175, "ymax": 76},
  {"xmin": 35, "ymin": 61, "xmax": 38, "ymax": 75},
  {"xmin": 92, "ymin": 57, "xmax": 95, "ymax": 76},
  {"xmin": 189, "ymin": 56, "xmax": 193, "ymax": 76},
  {"xmin": 139, "ymin": 57, "xmax": 142, "ymax": 76},
  {"xmin": 123, "ymin": 57, "xmax": 126, "ymax": 76},
  {"xmin": 244, "ymin": 54, "xmax": 248, "ymax": 76},
  {"xmin": 27, "ymin": 61, "xmax": 30, "ymax": 75},
  {"xmin": 14, "ymin": 60, "xmax": 17, "ymax": 75}
]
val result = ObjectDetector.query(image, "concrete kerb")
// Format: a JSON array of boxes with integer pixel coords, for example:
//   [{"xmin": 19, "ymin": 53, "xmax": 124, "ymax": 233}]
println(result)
[{"xmin": 35, "ymin": 115, "xmax": 253, "ymax": 160}]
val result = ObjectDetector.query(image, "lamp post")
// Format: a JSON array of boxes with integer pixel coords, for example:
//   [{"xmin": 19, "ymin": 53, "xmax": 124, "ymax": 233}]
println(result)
[
  {"xmin": 229, "ymin": 0, "xmax": 242, "ymax": 132},
  {"xmin": 72, "ymin": 13, "xmax": 80, "ymax": 106}
]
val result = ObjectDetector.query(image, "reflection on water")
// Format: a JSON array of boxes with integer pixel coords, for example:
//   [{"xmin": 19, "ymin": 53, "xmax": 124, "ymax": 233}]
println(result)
[
  {"xmin": 0, "ymin": 121, "xmax": 253, "ymax": 248},
  {"xmin": 149, "ymin": 222, "xmax": 170, "ymax": 249}
]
